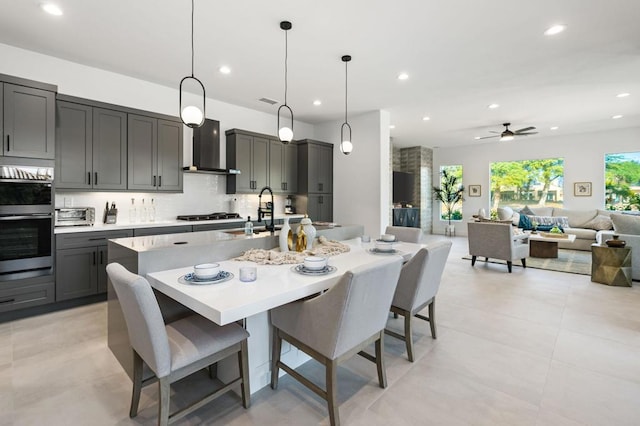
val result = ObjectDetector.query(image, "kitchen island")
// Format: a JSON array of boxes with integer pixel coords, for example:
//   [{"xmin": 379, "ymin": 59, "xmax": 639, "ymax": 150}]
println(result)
[{"xmin": 107, "ymin": 224, "xmax": 367, "ymax": 392}]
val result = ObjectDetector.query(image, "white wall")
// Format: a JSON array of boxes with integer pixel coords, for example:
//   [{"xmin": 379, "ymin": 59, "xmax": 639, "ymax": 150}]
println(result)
[
  {"xmin": 432, "ymin": 126, "xmax": 640, "ymax": 235},
  {"xmin": 315, "ymin": 110, "xmax": 391, "ymax": 237},
  {"xmin": 0, "ymin": 43, "xmax": 315, "ymax": 221}
]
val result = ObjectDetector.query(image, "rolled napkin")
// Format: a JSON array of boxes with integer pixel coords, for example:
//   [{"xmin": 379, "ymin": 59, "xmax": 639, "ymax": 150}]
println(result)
[{"xmin": 234, "ymin": 236, "xmax": 350, "ymax": 265}]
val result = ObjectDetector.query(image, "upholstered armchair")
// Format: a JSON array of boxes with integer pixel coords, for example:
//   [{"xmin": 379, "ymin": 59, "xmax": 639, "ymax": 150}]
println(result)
[{"xmin": 467, "ymin": 222, "xmax": 529, "ymax": 273}]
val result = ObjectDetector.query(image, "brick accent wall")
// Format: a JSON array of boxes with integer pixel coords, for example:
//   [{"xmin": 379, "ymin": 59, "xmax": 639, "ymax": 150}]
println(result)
[{"xmin": 392, "ymin": 146, "xmax": 433, "ymax": 232}]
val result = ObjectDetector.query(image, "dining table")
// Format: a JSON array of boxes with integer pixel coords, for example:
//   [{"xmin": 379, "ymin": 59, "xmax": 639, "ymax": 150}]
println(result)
[{"xmin": 145, "ymin": 237, "xmax": 426, "ymax": 392}]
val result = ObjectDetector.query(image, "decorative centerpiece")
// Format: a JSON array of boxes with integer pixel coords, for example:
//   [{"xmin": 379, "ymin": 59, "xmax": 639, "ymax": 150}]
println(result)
[
  {"xmin": 531, "ymin": 220, "xmax": 539, "ymax": 234},
  {"xmin": 297, "ymin": 215, "xmax": 316, "ymax": 251},
  {"xmin": 605, "ymin": 235, "xmax": 626, "ymax": 248},
  {"xmin": 279, "ymin": 217, "xmax": 293, "ymax": 252}
]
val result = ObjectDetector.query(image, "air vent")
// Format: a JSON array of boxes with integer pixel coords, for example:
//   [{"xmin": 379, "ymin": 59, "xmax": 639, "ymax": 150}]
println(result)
[{"xmin": 259, "ymin": 97, "xmax": 279, "ymax": 105}]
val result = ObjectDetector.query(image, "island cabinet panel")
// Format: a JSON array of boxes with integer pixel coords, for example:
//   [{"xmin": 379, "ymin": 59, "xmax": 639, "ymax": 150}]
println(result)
[
  {"xmin": 56, "ymin": 229, "xmax": 133, "ymax": 301},
  {"xmin": 226, "ymin": 129, "xmax": 270, "ymax": 193},
  {"xmin": 2, "ymin": 83, "xmax": 55, "ymax": 159},
  {"xmin": 128, "ymin": 115, "xmax": 183, "ymax": 192},
  {"xmin": 93, "ymin": 107, "xmax": 127, "ymax": 190},
  {"xmin": 56, "ymin": 101, "xmax": 93, "ymax": 189}
]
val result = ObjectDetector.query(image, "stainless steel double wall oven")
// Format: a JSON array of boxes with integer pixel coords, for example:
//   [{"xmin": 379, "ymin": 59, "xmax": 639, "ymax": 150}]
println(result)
[{"xmin": 0, "ymin": 164, "xmax": 54, "ymax": 281}]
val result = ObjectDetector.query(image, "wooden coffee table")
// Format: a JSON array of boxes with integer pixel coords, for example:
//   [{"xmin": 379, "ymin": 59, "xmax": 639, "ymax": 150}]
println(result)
[{"xmin": 527, "ymin": 232, "xmax": 576, "ymax": 258}]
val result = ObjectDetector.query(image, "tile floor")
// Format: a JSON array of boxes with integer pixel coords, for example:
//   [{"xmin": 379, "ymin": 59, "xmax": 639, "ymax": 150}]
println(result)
[{"xmin": 1, "ymin": 236, "xmax": 639, "ymax": 425}]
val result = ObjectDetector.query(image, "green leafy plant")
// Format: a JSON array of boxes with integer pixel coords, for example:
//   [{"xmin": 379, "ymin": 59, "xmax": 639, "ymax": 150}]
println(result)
[{"xmin": 433, "ymin": 168, "xmax": 465, "ymax": 226}]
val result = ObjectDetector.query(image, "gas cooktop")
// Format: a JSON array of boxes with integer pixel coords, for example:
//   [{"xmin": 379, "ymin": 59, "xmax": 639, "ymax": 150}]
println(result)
[{"xmin": 177, "ymin": 212, "xmax": 241, "ymax": 221}]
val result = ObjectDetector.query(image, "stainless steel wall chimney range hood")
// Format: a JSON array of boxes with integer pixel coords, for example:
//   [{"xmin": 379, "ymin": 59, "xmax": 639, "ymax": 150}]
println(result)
[{"xmin": 184, "ymin": 118, "xmax": 240, "ymax": 175}]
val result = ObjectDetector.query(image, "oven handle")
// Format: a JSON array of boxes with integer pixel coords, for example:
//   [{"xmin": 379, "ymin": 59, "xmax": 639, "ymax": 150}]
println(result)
[{"xmin": 0, "ymin": 214, "xmax": 52, "ymax": 221}]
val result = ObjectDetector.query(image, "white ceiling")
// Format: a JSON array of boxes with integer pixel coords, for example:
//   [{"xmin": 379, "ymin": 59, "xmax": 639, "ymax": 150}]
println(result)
[{"xmin": 1, "ymin": 0, "xmax": 639, "ymax": 148}]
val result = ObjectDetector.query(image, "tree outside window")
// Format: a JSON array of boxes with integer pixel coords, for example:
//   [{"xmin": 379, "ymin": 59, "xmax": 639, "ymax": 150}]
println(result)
[{"xmin": 605, "ymin": 152, "xmax": 640, "ymax": 211}]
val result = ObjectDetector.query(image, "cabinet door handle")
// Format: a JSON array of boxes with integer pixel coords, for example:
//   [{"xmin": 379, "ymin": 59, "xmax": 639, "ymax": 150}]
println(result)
[
  {"xmin": 6, "ymin": 135, "xmax": 9, "ymax": 152},
  {"xmin": 158, "ymin": 176, "xmax": 162, "ymax": 187},
  {"xmin": 100, "ymin": 251, "xmax": 104, "ymax": 265},
  {"xmin": 153, "ymin": 175, "xmax": 156, "ymax": 186},
  {"xmin": 88, "ymin": 237, "xmax": 106, "ymax": 241},
  {"xmin": 87, "ymin": 172, "xmax": 91, "ymax": 185},
  {"xmin": 0, "ymin": 298, "xmax": 15, "ymax": 305},
  {"xmin": 94, "ymin": 172, "xmax": 98, "ymax": 186}
]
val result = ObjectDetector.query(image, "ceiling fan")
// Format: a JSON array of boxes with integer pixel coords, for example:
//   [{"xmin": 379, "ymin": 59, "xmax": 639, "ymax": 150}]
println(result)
[{"xmin": 478, "ymin": 123, "xmax": 538, "ymax": 141}]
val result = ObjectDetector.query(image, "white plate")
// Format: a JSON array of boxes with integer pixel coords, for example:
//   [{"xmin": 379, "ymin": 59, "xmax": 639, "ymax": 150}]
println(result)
[
  {"xmin": 368, "ymin": 248, "xmax": 398, "ymax": 255},
  {"xmin": 179, "ymin": 271, "xmax": 234, "ymax": 285},
  {"xmin": 291, "ymin": 265, "xmax": 337, "ymax": 276}
]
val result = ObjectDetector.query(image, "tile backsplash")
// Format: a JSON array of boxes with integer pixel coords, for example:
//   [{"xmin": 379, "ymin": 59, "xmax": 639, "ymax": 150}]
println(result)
[{"xmin": 54, "ymin": 173, "xmax": 295, "ymax": 225}]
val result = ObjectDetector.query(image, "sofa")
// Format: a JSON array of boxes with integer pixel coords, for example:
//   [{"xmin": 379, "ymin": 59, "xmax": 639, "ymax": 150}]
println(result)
[
  {"xmin": 596, "ymin": 213, "xmax": 640, "ymax": 281},
  {"xmin": 498, "ymin": 206, "xmax": 615, "ymax": 251}
]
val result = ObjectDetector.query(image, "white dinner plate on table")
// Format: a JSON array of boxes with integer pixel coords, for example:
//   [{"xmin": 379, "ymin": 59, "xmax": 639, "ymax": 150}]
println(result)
[
  {"xmin": 291, "ymin": 265, "xmax": 337, "ymax": 276},
  {"xmin": 368, "ymin": 248, "xmax": 399, "ymax": 255},
  {"xmin": 179, "ymin": 271, "xmax": 234, "ymax": 285}
]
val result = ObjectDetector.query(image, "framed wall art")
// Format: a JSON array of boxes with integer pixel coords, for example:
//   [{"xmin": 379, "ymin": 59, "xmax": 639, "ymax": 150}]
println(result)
[
  {"xmin": 574, "ymin": 182, "xmax": 592, "ymax": 197},
  {"xmin": 468, "ymin": 185, "xmax": 481, "ymax": 197}
]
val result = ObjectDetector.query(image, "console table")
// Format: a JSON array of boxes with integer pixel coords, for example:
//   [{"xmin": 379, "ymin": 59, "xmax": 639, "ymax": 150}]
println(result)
[{"xmin": 591, "ymin": 244, "xmax": 632, "ymax": 287}]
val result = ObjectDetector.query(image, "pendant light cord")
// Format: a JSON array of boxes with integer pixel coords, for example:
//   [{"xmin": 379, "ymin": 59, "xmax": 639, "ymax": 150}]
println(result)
[
  {"xmin": 284, "ymin": 28, "xmax": 288, "ymax": 105},
  {"xmin": 344, "ymin": 60, "xmax": 348, "ymax": 123},
  {"xmin": 190, "ymin": 0, "xmax": 195, "ymax": 78}
]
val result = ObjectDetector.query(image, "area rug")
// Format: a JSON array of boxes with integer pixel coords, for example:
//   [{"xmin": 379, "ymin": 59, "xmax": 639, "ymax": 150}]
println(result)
[{"xmin": 462, "ymin": 249, "xmax": 591, "ymax": 276}]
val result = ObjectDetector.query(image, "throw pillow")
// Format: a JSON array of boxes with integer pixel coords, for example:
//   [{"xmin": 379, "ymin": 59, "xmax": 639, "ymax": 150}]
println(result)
[
  {"xmin": 520, "ymin": 206, "xmax": 535, "ymax": 216},
  {"xmin": 527, "ymin": 215, "xmax": 570, "ymax": 228},
  {"xmin": 518, "ymin": 214, "xmax": 532, "ymax": 230},
  {"xmin": 611, "ymin": 214, "xmax": 640, "ymax": 235},
  {"xmin": 582, "ymin": 214, "xmax": 614, "ymax": 231},
  {"xmin": 497, "ymin": 206, "xmax": 514, "ymax": 220}
]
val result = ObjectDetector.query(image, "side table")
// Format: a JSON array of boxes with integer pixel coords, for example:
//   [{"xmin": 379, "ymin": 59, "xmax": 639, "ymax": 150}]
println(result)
[{"xmin": 591, "ymin": 244, "xmax": 632, "ymax": 287}]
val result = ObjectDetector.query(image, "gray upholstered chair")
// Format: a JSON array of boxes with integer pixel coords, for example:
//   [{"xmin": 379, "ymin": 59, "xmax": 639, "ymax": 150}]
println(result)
[
  {"xmin": 106, "ymin": 263, "xmax": 250, "ymax": 426},
  {"xmin": 270, "ymin": 256, "xmax": 403, "ymax": 426},
  {"xmin": 385, "ymin": 225, "xmax": 423, "ymax": 243},
  {"xmin": 385, "ymin": 240, "xmax": 452, "ymax": 362},
  {"xmin": 467, "ymin": 221, "xmax": 529, "ymax": 273}
]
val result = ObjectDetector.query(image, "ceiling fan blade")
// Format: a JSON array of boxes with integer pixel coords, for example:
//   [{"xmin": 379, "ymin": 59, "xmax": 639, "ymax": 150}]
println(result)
[
  {"xmin": 514, "ymin": 126, "xmax": 536, "ymax": 133},
  {"xmin": 477, "ymin": 135, "xmax": 499, "ymax": 140},
  {"xmin": 514, "ymin": 132, "xmax": 538, "ymax": 136},
  {"xmin": 488, "ymin": 130, "xmax": 500, "ymax": 134}
]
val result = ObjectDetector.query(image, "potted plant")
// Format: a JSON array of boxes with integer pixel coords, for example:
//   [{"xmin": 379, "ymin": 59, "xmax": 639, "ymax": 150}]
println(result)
[{"xmin": 433, "ymin": 168, "xmax": 465, "ymax": 236}]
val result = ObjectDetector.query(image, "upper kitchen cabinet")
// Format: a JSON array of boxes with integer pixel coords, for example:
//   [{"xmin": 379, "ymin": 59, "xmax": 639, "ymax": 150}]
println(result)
[
  {"xmin": 226, "ymin": 129, "xmax": 269, "ymax": 193},
  {"xmin": 269, "ymin": 139, "xmax": 298, "ymax": 194},
  {"xmin": 56, "ymin": 100, "xmax": 127, "ymax": 190},
  {"xmin": 297, "ymin": 139, "xmax": 333, "ymax": 194},
  {"xmin": 128, "ymin": 114, "xmax": 183, "ymax": 192},
  {"xmin": 1, "ymin": 76, "xmax": 56, "ymax": 159}
]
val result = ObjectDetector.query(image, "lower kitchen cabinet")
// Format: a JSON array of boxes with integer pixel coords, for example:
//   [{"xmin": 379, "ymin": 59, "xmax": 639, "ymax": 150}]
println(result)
[
  {"xmin": 55, "ymin": 229, "xmax": 133, "ymax": 301},
  {"xmin": 0, "ymin": 276, "xmax": 55, "ymax": 314}
]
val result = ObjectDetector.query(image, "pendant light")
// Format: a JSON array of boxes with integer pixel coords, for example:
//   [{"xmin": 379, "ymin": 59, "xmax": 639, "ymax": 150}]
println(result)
[
  {"xmin": 277, "ymin": 21, "xmax": 294, "ymax": 144},
  {"xmin": 340, "ymin": 55, "xmax": 353, "ymax": 155},
  {"xmin": 179, "ymin": 0, "xmax": 205, "ymax": 128}
]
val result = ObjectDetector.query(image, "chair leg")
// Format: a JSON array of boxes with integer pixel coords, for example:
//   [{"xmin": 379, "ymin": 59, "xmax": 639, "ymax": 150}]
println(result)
[
  {"xmin": 428, "ymin": 300, "xmax": 437, "ymax": 339},
  {"xmin": 404, "ymin": 312, "xmax": 414, "ymax": 362},
  {"xmin": 238, "ymin": 340, "xmax": 251, "ymax": 408},
  {"xmin": 130, "ymin": 350, "xmax": 143, "ymax": 418},
  {"xmin": 471, "ymin": 255, "xmax": 477, "ymax": 266},
  {"xmin": 158, "ymin": 377, "xmax": 170, "ymax": 426},
  {"xmin": 326, "ymin": 359, "xmax": 340, "ymax": 426},
  {"xmin": 270, "ymin": 328, "xmax": 282, "ymax": 390},
  {"xmin": 375, "ymin": 332, "xmax": 387, "ymax": 388},
  {"xmin": 521, "ymin": 258, "xmax": 526, "ymax": 268},
  {"xmin": 507, "ymin": 261, "xmax": 513, "ymax": 273}
]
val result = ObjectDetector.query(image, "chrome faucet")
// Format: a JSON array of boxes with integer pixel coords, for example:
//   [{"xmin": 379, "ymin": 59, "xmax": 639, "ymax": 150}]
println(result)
[{"xmin": 258, "ymin": 186, "xmax": 276, "ymax": 233}]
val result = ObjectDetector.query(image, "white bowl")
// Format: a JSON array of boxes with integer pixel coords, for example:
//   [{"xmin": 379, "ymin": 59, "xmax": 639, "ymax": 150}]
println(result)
[
  {"xmin": 194, "ymin": 263, "xmax": 220, "ymax": 279},
  {"xmin": 381, "ymin": 234, "xmax": 396, "ymax": 242},
  {"xmin": 375, "ymin": 240, "xmax": 395, "ymax": 252},
  {"xmin": 303, "ymin": 256, "xmax": 327, "ymax": 270}
]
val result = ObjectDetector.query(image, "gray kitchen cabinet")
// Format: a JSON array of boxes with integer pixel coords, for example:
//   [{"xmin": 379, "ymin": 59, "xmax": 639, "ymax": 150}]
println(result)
[
  {"xmin": 306, "ymin": 194, "xmax": 333, "ymax": 223},
  {"xmin": 55, "ymin": 229, "xmax": 133, "ymax": 301},
  {"xmin": 2, "ymin": 83, "xmax": 55, "ymax": 159},
  {"xmin": 226, "ymin": 129, "xmax": 269, "ymax": 193},
  {"xmin": 0, "ymin": 276, "xmax": 55, "ymax": 314},
  {"xmin": 56, "ymin": 102, "xmax": 127, "ymax": 190},
  {"xmin": 128, "ymin": 114, "xmax": 183, "ymax": 192},
  {"xmin": 192, "ymin": 222, "xmax": 243, "ymax": 232},
  {"xmin": 269, "ymin": 139, "xmax": 298, "ymax": 194},
  {"xmin": 133, "ymin": 225, "xmax": 192, "ymax": 236},
  {"xmin": 297, "ymin": 140, "xmax": 333, "ymax": 194}
]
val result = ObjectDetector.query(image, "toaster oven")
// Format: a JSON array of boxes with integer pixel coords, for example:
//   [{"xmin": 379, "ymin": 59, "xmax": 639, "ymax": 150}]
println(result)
[{"xmin": 55, "ymin": 207, "xmax": 95, "ymax": 227}]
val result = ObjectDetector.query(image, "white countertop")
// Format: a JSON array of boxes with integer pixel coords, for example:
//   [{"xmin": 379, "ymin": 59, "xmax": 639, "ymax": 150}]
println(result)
[
  {"xmin": 54, "ymin": 214, "xmax": 304, "ymax": 234},
  {"xmin": 146, "ymin": 238, "xmax": 423, "ymax": 325}
]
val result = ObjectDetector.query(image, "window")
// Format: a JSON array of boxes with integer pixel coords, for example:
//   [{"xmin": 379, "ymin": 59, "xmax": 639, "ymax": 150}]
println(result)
[
  {"xmin": 437, "ymin": 165, "xmax": 463, "ymax": 222},
  {"xmin": 490, "ymin": 157, "xmax": 564, "ymax": 210},
  {"xmin": 605, "ymin": 152, "xmax": 640, "ymax": 211}
]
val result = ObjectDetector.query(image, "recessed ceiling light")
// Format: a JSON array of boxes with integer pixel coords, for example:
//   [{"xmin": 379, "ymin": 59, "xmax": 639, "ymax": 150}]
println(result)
[
  {"xmin": 550, "ymin": 126, "xmax": 559, "ymax": 130},
  {"xmin": 397, "ymin": 73, "xmax": 409, "ymax": 81},
  {"xmin": 422, "ymin": 116, "xmax": 430, "ymax": 121},
  {"xmin": 616, "ymin": 93, "xmax": 630, "ymax": 98},
  {"xmin": 313, "ymin": 100, "xmax": 322, "ymax": 106},
  {"xmin": 389, "ymin": 125, "xmax": 396, "ymax": 129},
  {"xmin": 612, "ymin": 115, "xmax": 623, "ymax": 119},
  {"xmin": 488, "ymin": 103, "xmax": 500, "ymax": 109},
  {"xmin": 544, "ymin": 24, "xmax": 566, "ymax": 36},
  {"xmin": 218, "ymin": 66, "xmax": 231, "ymax": 74},
  {"xmin": 41, "ymin": 3, "xmax": 63, "ymax": 16}
]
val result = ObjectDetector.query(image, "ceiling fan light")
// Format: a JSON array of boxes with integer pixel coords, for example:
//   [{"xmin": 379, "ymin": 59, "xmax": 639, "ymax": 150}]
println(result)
[{"xmin": 500, "ymin": 135, "xmax": 514, "ymax": 142}]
